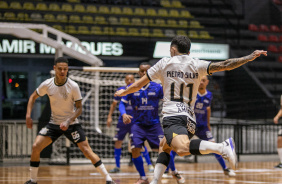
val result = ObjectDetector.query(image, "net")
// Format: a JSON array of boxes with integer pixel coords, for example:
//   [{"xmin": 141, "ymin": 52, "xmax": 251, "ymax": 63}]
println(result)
[{"xmin": 50, "ymin": 67, "xmax": 140, "ymax": 164}]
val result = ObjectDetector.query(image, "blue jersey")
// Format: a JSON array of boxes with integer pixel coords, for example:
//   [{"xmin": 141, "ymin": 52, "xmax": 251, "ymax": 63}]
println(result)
[
  {"xmin": 194, "ymin": 90, "xmax": 213, "ymax": 128},
  {"xmin": 114, "ymin": 86, "xmax": 133, "ymax": 122},
  {"xmin": 121, "ymin": 82, "xmax": 163, "ymax": 126}
]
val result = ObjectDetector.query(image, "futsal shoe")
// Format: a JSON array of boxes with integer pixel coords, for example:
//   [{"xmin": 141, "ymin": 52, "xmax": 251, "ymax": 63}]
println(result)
[
  {"xmin": 106, "ymin": 181, "xmax": 117, "ymax": 184},
  {"xmin": 223, "ymin": 168, "xmax": 236, "ymax": 176},
  {"xmin": 109, "ymin": 167, "xmax": 120, "ymax": 173},
  {"xmin": 274, "ymin": 163, "xmax": 282, "ymax": 168},
  {"xmin": 148, "ymin": 164, "xmax": 154, "ymax": 172},
  {"xmin": 24, "ymin": 180, "xmax": 37, "ymax": 184},
  {"xmin": 172, "ymin": 172, "xmax": 185, "ymax": 184},
  {"xmin": 221, "ymin": 138, "xmax": 237, "ymax": 170},
  {"xmin": 162, "ymin": 170, "xmax": 170, "ymax": 178},
  {"xmin": 128, "ymin": 160, "xmax": 134, "ymax": 166},
  {"xmin": 134, "ymin": 178, "xmax": 149, "ymax": 184}
]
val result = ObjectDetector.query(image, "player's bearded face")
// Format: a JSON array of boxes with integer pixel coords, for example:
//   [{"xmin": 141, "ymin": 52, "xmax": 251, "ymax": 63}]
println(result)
[{"xmin": 54, "ymin": 63, "xmax": 68, "ymax": 80}]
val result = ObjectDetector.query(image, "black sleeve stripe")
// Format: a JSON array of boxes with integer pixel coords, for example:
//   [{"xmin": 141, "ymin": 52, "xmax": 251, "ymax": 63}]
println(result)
[
  {"xmin": 207, "ymin": 62, "xmax": 212, "ymax": 75},
  {"xmin": 146, "ymin": 71, "xmax": 152, "ymax": 81},
  {"xmin": 36, "ymin": 90, "xmax": 42, "ymax": 97},
  {"xmin": 75, "ymin": 99, "xmax": 83, "ymax": 102}
]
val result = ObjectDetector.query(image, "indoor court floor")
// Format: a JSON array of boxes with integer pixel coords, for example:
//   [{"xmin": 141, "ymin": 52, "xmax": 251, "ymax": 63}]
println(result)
[{"xmin": 1, "ymin": 161, "xmax": 282, "ymax": 184}]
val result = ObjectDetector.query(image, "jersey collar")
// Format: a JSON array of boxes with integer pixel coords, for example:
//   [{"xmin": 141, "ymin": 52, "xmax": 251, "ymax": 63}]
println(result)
[{"xmin": 141, "ymin": 82, "xmax": 150, "ymax": 90}]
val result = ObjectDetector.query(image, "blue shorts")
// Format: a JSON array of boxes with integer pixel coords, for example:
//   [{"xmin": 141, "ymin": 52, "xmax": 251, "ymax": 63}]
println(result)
[
  {"xmin": 130, "ymin": 123, "xmax": 164, "ymax": 149},
  {"xmin": 113, "ymin": 121, "xmax": 133, "ymax": 141},
  {"xmin": 195, "ymin": 126, "xmax": 214, "ymax": 141}
]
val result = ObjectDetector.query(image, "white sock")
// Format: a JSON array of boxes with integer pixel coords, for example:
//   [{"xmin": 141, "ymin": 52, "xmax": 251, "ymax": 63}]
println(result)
[
  {"xmin": 96, "ymin": 163, "xmax": 112, "ymax": 181},
  {"xmin": 152, "ymin": 163, "xmax": 167, "ymax": 183},
  {"xmin": 171, "ymin": 169, "xmax": 178, "ymax": 175},
  {"xmin": 278, "ymin": 148, "xmax": 282, "ymax": 163},
  {"xmin": 30, "ymin": 167, "xmax": 39, "ymax": 182},
  {"xmin": 199, "ymin": 140, "xmax": 223, "ymax": 155}
]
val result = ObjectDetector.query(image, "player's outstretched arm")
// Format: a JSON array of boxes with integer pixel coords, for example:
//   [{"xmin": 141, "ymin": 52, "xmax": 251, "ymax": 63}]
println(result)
[
  {"xmin": 274, "ymin": 108, "xmax": 282, "ymax": 124},
  {"xmin": 26, "ymin": 90, "xmax": 40, "ymax": 129},
  {"xmin": 209, "ymin": 50, "xmax": 267, "ymax": 73}
]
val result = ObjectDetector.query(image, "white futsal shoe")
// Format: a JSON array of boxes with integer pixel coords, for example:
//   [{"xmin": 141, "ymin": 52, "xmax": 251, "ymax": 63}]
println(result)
[
  {"xmin": 221, "ymin": 138, "xmax": 237, "ymax": 170},
  {"xmin": 224, "ymin": 168, "xmax": 236, "ymax": 177}
]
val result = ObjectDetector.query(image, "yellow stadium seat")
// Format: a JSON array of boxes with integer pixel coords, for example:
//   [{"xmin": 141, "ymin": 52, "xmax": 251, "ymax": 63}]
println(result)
[
  {"xmin": 128, "ymin": 28, "xmax": 140, "ymax": 36},
  {"xmin": 131, "ymin": 18, "xmax": 142, "ymax": 26},
  {"xmin": 0, "ymin": 1, "xmax": 8, "ymax": 9},
  {"xmin": 171, "ymin": 0, "xmax": 184, "ymax": 8},
  {"xmin": 134, "ymin": 8, "xmax": 145, "ymax": 16},
  {"xmin": 49, "ymin": 3, "xmax": 60, "ymax": 11},
  {"xmin": 4, "ymin": 12, "xmax": 16, "ymax": 20},
  {"xmin": 111, "ymin": 7, "xmax": 122, "ymax": 14},
  {"xmin": 140, "ymin": 28, "xmax": 150, "ymax": 37},
  {"xmin": 56, "ymin": 14, "xmax": 68, "ymax": 22},
  {"xmin": 61, "ymin": 3, "xmax": 73, "ymax": 12},
  {"xmin": 99, "ymin": 6, "xmax": 110, "ymax": 14},
  {"xmin": 160, "ymin": 0, "xmax": 171, "ymax": 7},
  {"xmin": 69, "ymin": 15, "xmax": 81, "ymax": 23},
  {"xmin": 36, "ymin": 3, "xmax": 48, "ymax": 11},
  {"xmin": 30, "ymin": 13, "xmax": 43, "ymax": 21},
  {"xmin": 44, "ymin": 14, "xmax": 55, "ymax": 22},
  {"xmin": 116, "ymin": 27, "xmax": 127, "ymax": 36},
  {"xmin": 95, "ymin": 16, "xmax": 107, "ymax": 24},
  {"xmin": 120, "ymin": 17, "xmax": 130, "ymax": 25},
  {"xmin": 158, "ymin": 9, "xmax": 168, "ymax": 17},
  {"xmin": 103, "ymin": 27, "xmax": 115, "ymax": 36},
  {"xmin": 152, "ymin": 29, "xmax": 165, "ymax": 37},
  {"xmin": 165, "ymin": 29, "xmax": 175, "ymax": 37},
  {"xmin": 143, "ymin": 18, "xmax": 154, "ymax": 26},
  {"xmin": 167, "ymin": 19, "xmax": 178, "ymax": 27},
  {"xmin": 52, "ymin": 25, "xmax": 64, "ymax": 32},
  {"xmin": 109, "ymin": 16, "xmax": 119, "ymax": 25},
  {"xmin": 74, "ymin": 4, "xmax": 85, "ymax": 12},
  {"xmin": 180, "ymin": 10, "xmax": 193, "ymax": 18},
  {"xmin": 23, "ymin": 2, "xmax": 35, "ymax": 10},
  {"xmin": 188, "ymin": 30, "xmax": 199, "ymax": 39},
  {"xmin": 155, "ymin": 19, "xmax": 166, "ymax": 27},
  {"xmin": 78, "ymin": 26, "xmax": 90, "ymax": 34},
  {"xmin": 17, "ymin": 12, "xmax": 30, "ymax": 21},
  {"xmin": 199, "ymin": 31, "xmax": 214, "ymax": 39},
  {"xmin": 147, "ymin": 8, "xmax": 157, "ymax": 16},
  {"xmin": 10, "ymin": 2, "xmax": 22, "ymax": 9},
  {"xmin": 86, "ymin": 5, "xmax": 97, "ymax": 13},
  {"xmin": 91, "ymin": 26, "xmax": 103, "ymax": 35},
  {"xmin": 179, "ymin": 20, "xmax": 188, "ymax": 28},
  {"xmin": 82, "ymin": 15, "xmax": 94, "ymax": 24},
  {"xmin": 67, "ymin": 0, "xmax": 80, "ymax": 3},
  {"xmin": 169, "ymin": 9, "xmax": 179, "ymax": 17},
  {"xmin": 122, "ymin": 7, "xmax": 133, "ymax": 15},
  {"xmin": 65, "ymin": 25, "xmax": 77, "ymax": 34},
  {"xmin": 176, "ymin": 30, "xmax": 187, "ymax": 36},
  {"xmin": 190, "ymin": 20, "xmax": 203, "ymax": 28}
]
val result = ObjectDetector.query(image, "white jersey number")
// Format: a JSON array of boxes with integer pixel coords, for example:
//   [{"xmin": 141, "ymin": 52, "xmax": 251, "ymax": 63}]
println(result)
[{"xmin": 170, "ymin": 83, "xmax": 193, "ymax": 106}]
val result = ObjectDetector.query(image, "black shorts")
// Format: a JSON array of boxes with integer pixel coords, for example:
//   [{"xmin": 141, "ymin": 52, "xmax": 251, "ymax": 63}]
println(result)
[
  {"xmin": 38, "ymin": 123, "xmax": 87, "ymax": 144},
  {"xmin": 163, "ymin": 115, "xmax": 196, "ymax": 146}
]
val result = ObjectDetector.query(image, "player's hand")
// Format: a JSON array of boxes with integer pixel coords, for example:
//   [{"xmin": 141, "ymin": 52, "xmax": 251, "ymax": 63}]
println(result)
[
  {"xmin": 107, "ymin": 117, "xmax": 112, "ymax": 127},
  {"xmin": 249, "ymin": 50, "xmax": 267, "ymax": 61},
  {"xmin": 274, "ymin": 116, "xmax": 279, "ymax": 124},
  {"xmin": 122, "ymin": 114, "xmax": 133, "ymax": 124},
  {"xmin": 114, "ymin": 89, "xmax": 126, "ymax": 97},
  {"xmin": 26, "ymin": 116, "xmax": 33, "ymax": 129},
  {"xmin": 60, "ymin": 119, "xmax": 72, "ymax": 131}
]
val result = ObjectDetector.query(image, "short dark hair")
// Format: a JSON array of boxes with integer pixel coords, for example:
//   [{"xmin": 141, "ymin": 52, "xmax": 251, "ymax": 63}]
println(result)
[
  {"xmin": 139, "ymin": 62, "xmax": 151, "ymax": 67},
  {"xmin": 170, "ymin": 35, "xmax": 191, "ymax": 54},
  {"xmin": 54, "ymin": 57, "xmax": 69, "ymax": 65}
]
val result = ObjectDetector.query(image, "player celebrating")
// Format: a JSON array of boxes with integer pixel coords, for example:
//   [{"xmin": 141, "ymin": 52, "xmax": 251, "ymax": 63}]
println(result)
[
  {"xmin": 194, "ymin": 76, "xmax": 235, "ymax": 176},
  {"xmin": 115, "ymin": 35, "xmax": 267, "ymax": 184},
  {"xmin": 273, "ymin": 95, "xmax": 282, "ymax": 168},
  {"xmin": 24, "ymin": 57, "xmax": 116, "ymax": 184}
]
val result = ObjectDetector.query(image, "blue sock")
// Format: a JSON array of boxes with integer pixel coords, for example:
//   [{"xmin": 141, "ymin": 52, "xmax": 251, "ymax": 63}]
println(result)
[
  {"xmin": 168, "ymin": 150, "xmax": 176, "ymax": 171},
  {"xmin": 214, "ymin": 153, "xmax": 227, "ymax": 169},
  {"xmin": 114, "ymin": 148, "xmax": 122, "ymax": 168},
  {"xmin": 141, "ymin": 147, "xmax": 152, "ymax": 165},
  {"xmin": 133, "ymin": 156, "xmax": 146, "ymax": 177}
]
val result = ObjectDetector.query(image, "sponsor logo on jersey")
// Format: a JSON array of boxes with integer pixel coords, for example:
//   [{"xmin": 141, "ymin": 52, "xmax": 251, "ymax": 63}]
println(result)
[
  {"xmin": 204, "ymin": 99, "xmax": 209, "ymax": 103},
  {"xmin": 148, "ymin": 92, "xmax": 156, "ymax": 96},
  {"xmin": 134, "ymin": 92, "xmax": 140, "ymax": 96},
  {"xmin": 39, "ymin": 127, "xmax": 49, "ymax": 135}
]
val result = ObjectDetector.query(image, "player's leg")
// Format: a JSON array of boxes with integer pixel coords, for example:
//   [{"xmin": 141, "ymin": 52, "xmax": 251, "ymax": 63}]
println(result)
[
  {"xmin": 66, "ymin": 124, "xmax": 115, "ymax": 184},
  {"xmin": 128, "ymin": 139, "xmax": 133, "ymax": 166},
  {"xmin": 110, "ymin": 140, "xmax": 123, "ymax": 173},
  {"xmin": 142, "ymin": 142, "xmax": 154, "ymax": 172},
  {"xmin": 275, "ymin": 130, "xmax": 282, "ymax": 168}
]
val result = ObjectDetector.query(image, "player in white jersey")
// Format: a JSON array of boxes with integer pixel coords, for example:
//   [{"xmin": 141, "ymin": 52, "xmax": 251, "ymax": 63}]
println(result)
[
  {"xmin": 273, "ymin": 95, "xmax": 282, "ymax": 168},
  {"xmin": 115, "ymin": 35, "xmax": 267, "ymax": 184},
  {"xmin": 24, "ymin": 57, "xmax": 116, "ymax": 184}
]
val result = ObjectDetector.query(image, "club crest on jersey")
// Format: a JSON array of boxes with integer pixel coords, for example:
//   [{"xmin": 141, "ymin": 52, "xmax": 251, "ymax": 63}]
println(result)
[
  {"xmin": 148, "ymin": 92, "xmax": 156, "ymax": 96},
  {"xmin": 204, "ymin": 99, "xmax": 209, "ymax": 103}
]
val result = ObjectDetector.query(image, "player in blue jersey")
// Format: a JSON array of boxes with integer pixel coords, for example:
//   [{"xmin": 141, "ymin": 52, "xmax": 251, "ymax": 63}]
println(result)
[
  {"xmin": 120, "ymin": 62, "xmax": 185, "ymax": 184},
  {"xmin": 107, "ymin": 74, "xmax": 154, "ymax": 173},
  {"xmin": 194, "ymin": 76, "xmax": 235, "ymax": 176}
]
